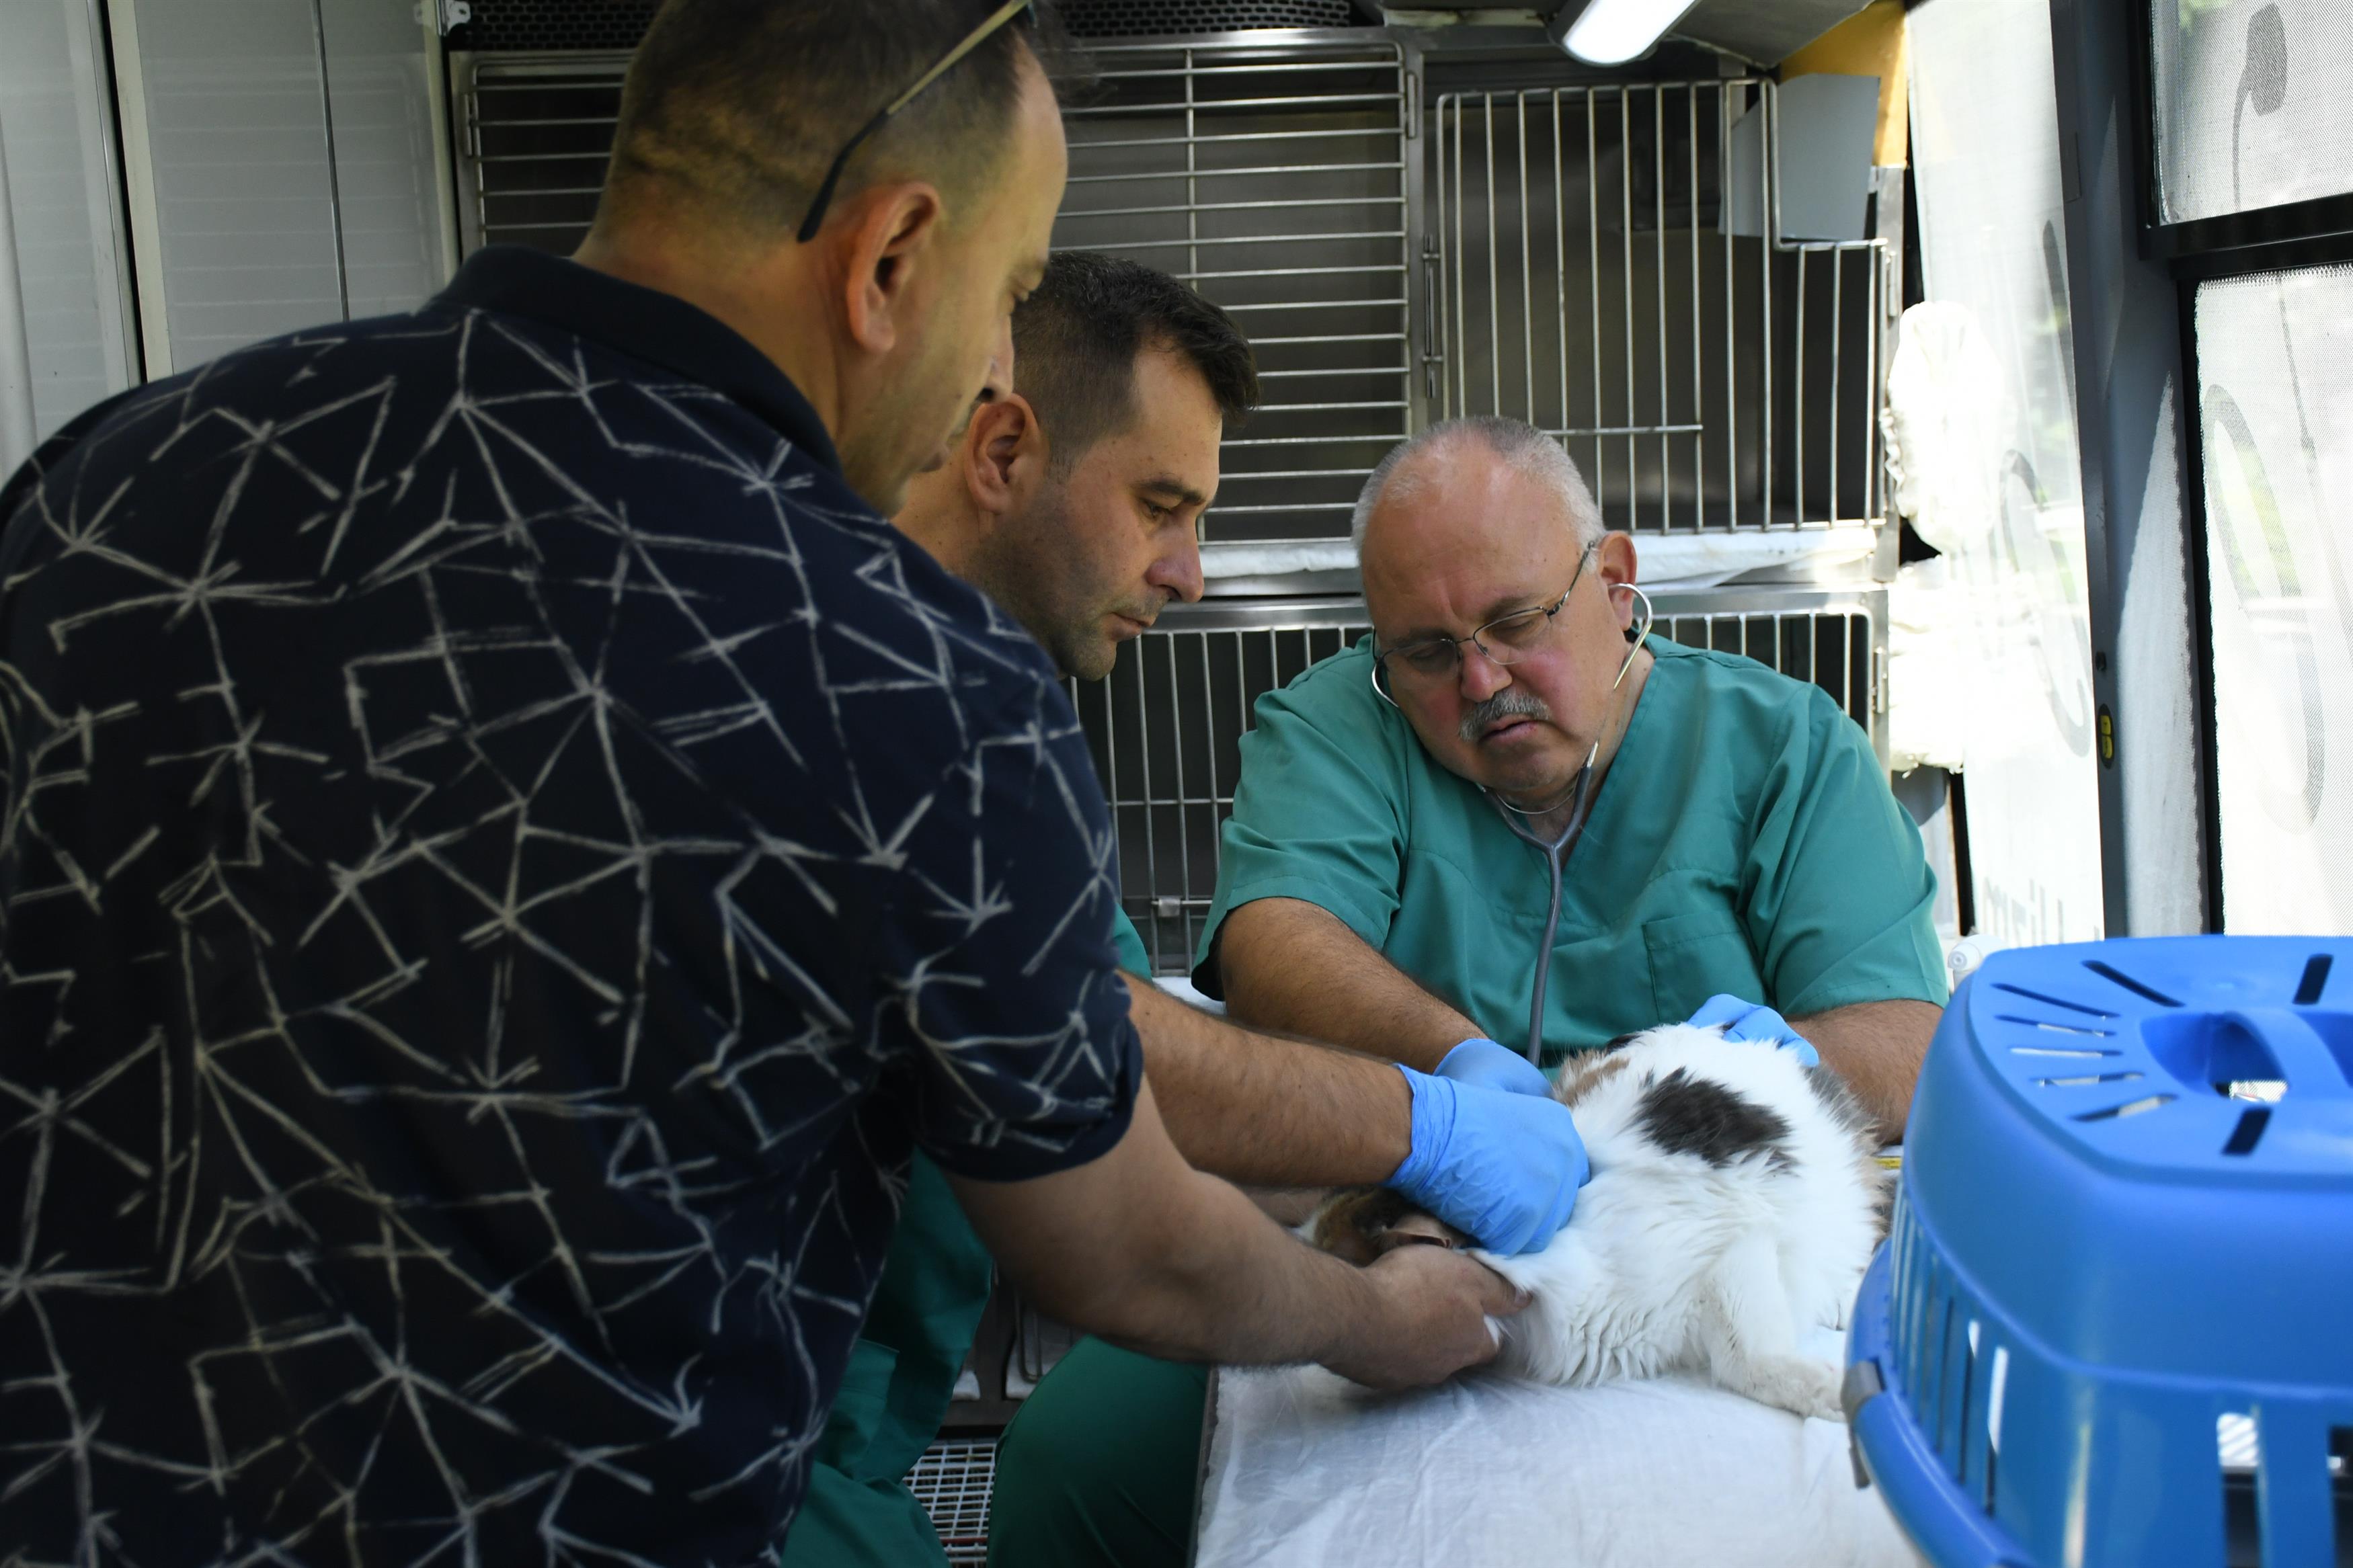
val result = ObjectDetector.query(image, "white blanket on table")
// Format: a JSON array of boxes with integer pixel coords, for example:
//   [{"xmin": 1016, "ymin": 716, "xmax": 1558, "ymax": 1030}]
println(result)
[{"xmin": 1195, "ymin": 1333, "xmax": 1922, "ymax": 1568}]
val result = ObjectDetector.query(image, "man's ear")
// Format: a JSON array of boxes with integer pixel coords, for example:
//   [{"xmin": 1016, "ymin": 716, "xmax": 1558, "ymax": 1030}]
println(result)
[
  {"xmin": 965, "ymin": 393, "xmax": 1045, "ymax": 518},
  {"xmin": 1596, "ymin": 530, "xmax": 1640, "ymax": 626},
  {"xmin": 836, "ymin": 181, "xmax": 947, "ymax": 358}
]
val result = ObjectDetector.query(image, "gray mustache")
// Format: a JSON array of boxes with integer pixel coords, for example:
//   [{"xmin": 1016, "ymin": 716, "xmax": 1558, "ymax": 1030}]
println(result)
[{"xmin": 1460, "ymin": 690, "xmax": 1551, "ymax": 743}]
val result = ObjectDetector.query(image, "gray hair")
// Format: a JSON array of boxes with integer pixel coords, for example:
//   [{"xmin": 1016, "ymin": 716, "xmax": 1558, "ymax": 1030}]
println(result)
[{"xmin": 1350, "ymin": 416, "xmax": 1605, "ymax": 550}]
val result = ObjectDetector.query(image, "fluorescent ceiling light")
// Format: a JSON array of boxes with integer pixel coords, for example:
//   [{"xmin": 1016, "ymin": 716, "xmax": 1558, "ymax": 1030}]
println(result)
[{"xmin": 1550, "ymin": 0, "xmax": 1704, "ymax": 65}]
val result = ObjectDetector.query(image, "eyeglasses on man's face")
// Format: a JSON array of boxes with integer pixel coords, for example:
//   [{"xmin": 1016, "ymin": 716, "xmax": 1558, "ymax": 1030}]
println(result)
[
  {"xmin": 796, "ymin": 0, "xmax": 1037, "ymax": 244},
  {"xmin": 1373, "ymin": 541, "xmax": 1599, "ymax": 701}
]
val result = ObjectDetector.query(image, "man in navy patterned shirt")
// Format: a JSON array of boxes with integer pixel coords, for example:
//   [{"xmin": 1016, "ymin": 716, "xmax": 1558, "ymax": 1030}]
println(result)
[{"xmin": 0, "ymin": 3, "xmax": 1529, "ymax": 1564}]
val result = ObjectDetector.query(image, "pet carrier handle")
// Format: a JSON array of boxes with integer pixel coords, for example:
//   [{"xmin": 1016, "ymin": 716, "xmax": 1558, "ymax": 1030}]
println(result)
[
  {"xmin": 2192, "ymin": 1007, "xmax": 2348, "ymax": 1099},
  {"xmin": 1845, "ymin": 1245, "xmax": 2037, "ymax": 1568}
]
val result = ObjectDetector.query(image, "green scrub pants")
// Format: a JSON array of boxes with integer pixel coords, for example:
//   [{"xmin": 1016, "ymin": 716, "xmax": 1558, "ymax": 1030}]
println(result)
[
  {"xmin": 780, "ymin": 1154, "xmax": 994, "ymax": 1568},
  {"xmin": 985, "ymin": 1339, "xmax": 1208, "ymax": 1568},
  {"xmin": 785, "ymin": 910, "xmax": 1157, "ymax": 1567}
]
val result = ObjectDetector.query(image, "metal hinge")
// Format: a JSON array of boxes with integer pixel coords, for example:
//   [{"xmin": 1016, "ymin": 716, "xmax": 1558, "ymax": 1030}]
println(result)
[
  {"xmin": 1402, "ymin": 70, "xmax": 1420, "ymax": 138},
  {"xmin": 415, "ymin": 0, "xmax": 471, "ymax": 34},
  {"xmin": 1872, "ymin": 643, "xmax": 1890, "ymax": 714}
]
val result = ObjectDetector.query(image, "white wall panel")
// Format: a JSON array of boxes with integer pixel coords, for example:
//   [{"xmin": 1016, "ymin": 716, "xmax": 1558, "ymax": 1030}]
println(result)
[
  {"xmin": 319, "ymin": 0, "xmax": 452, "ymax": 317},
  {"xmin": 0, "ymin": 0, "xmax": 136, "ymax": 446},
  {"xmin": 110, "ymin": 0, "xmax": 446, "ymax": 376},
  {"xmin": 1906, "ymin": 0, "xmax": 2104, "ymax": 945},
  {"xmin": 124, "ymin": 0, "xmax": 346, "ymax": 369}
]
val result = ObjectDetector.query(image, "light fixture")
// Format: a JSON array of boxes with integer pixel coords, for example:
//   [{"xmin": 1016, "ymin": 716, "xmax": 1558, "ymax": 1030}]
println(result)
[{"xmin": 1547, "ymin": 0, "xmax": 1704, "ymax": 65}]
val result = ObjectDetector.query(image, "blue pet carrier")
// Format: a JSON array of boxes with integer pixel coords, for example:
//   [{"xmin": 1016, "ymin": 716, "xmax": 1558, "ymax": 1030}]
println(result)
[{"xmin": 1843, "ymin": 937, "xmax": 2353, "ymax": 1568}]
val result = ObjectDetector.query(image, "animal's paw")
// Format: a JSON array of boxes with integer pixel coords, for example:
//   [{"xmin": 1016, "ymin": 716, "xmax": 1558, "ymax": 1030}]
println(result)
[{"xmin": 1747, "ymin": 1356, "xmax": 1847, "ymax": 1423}]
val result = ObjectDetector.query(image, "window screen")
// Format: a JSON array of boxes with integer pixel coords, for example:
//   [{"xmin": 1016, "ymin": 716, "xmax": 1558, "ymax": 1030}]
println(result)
[
  {"xmin": 2152, "ymin": 0, "xmax": 2353, "ymax": 223},
  {"xmin": 2195, "ymin": 265, "xmax": 2353, "ymax": 931}
]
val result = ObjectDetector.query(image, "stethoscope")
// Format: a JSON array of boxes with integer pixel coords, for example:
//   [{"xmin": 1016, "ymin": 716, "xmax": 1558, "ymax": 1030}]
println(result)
[{"xmin": 1370, "ymin": 578, "xmax": 1657, "ymax": 1067}]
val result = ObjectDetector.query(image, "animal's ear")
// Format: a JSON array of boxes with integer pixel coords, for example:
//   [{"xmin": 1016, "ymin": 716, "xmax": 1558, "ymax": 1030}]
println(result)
[
  {"xmin": 1601, "ymin": 1032, "xmax": 1644, "ymax": 1053},
  {"xmin": 1308, "ymin": 1187, "xmax": 1412, "ymax": 1267}
]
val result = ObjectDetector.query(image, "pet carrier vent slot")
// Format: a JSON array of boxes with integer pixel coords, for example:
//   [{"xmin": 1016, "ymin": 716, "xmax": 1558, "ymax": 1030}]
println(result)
[
  {"xmin": 2333, "ymin": 1428, "xmax": 2352, "ymax": 1568},
  {"xmin": 1984, "ymin": 1345, "xmax": 2009, "ymax": 1514},
  {"xmin": 2222, "ymin": 1107, "xmax": 2274, "ymax": 1156},
  {"xmin": 2294, "ymin": 954, "xmax": 2333, "ymax": 1006},
  {"xmin": 2083, "ymin": 958, "xmax": 2184, "ymax": 1007},
  {"xmin": 2073, "ymin": 1094, "xmax": 2177, "ymax": 1122},
  {"xmin": 2033, "ymin": 1071, "xmax": 2144, "ymax": 1087},
  {"xmin": 2220, "ymin": 1413, "xmax": 2262, "ymax": 1567},
  {"xmin": 2011, "ymin": 1045, "xmax": 2123, "ymax": 1059},
  {"xmin": 1924, "ymin": 1292, "xmax": 1956, "ymax": 1454},
  {"xmin": 1991, "ymin": 982, "xmax": 2118, "ymax": 1019},
  {"xmin": 1998, "ymin": 1014, "xmax": 2116, "ymax": 1037},
  {"xmin": 1952, "ymin": 1318, "xmax": 1978, "ymax": 1485},
  {"xmin": 2143, "ymin": 1014, "xmax": 2290, "ymax": 1098}
]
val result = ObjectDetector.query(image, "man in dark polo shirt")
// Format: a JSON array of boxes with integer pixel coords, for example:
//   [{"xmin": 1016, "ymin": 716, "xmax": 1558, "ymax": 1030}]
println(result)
[{"xmin": 0, "ymin": 4, "xmax": 1529, "ymax": 1563}]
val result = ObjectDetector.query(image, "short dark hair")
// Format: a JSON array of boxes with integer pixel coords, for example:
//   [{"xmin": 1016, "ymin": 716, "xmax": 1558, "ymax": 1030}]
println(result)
[
  {"xmin": 1012, "ymin": 252, "xmax": 1259, "ymax": 474},
  {"xmin": 602, "ymin": 0, "xmax": 1060, "ymax": 235}
]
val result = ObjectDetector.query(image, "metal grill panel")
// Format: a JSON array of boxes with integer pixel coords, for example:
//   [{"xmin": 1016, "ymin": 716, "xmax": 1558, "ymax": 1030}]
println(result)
[
  {"xmin": 1066, "ymin": 0, "xmax": 1357, "ymax": 37},
  {"xmin": 461, "ymin": 2, "xmax": 658, "ymax": 52},
  {"xmin": 1080, "ymin": 590, "xmax": 1886, "ymax": 975},
  {"xmin": 1051, "ymin": 39, "xmax": 1412, "ymax": 544},
  {"xmin": 1433, "ymin": 80, "xmax": 1889, "ymax": 533},
  {"xmin": 906, "ymin": 1438, "xmax": 996, "ymax": 1566},
  {"xmin": 452, "ymin": 54, "xmax": 625, "ymax": 256}
]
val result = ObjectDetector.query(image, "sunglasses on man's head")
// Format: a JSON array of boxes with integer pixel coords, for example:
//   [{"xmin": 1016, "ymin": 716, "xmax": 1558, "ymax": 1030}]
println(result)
[{"xmin": 797, "ymin": 0, "xmax": 1037, "ymax": 243}]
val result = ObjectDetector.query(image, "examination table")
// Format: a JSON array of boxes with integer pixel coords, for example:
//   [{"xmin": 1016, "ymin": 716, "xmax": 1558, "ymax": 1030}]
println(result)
[{"xmin": 1191, "ymin": 1326, "xmax": 1922, "ymax": 1568}]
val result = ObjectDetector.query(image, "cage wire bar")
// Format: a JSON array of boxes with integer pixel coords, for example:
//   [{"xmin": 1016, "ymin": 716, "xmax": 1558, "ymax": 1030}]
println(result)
[
  {"xmin": 1432, "ymin": 79, "xmax": 1886, "ymax": 533},
  {"xmin": 1088, "ymin": 591, "xmax": 1886, "ymax": 975},
  {"xmin": 451, "ymin": 53, "xmax": 627, "ymax": 255},
  {"xmin": 1049, "ymin": 38, "xmax": 1412, "ymax": 544}
]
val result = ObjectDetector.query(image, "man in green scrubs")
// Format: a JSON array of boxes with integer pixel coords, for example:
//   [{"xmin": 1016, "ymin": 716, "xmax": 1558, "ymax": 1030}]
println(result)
[
  {"xmin": 992, "ymin": 415, "xmax": 1950, "ymax": 1565},
  {"xmin": 788, "ymin": 280, "xmax": 1595, "ymax": 1565}
]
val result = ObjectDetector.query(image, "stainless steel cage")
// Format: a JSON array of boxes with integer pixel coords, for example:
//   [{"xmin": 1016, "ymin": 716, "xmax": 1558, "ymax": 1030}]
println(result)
[
  {"xmin": 1080, "ymin": 588, "xmax": 1888, "ymax": 977},
  {"xmin": 1049, "ymin": 36, "xmax": 1414, "ymax": 544},
  {"xmin": 451, "ymin": 38, "xmax": 1415, "ymax": 548},
  {"xmin": 1431, "ymin": 78, "xmax": 1895, "ymax": 533}
]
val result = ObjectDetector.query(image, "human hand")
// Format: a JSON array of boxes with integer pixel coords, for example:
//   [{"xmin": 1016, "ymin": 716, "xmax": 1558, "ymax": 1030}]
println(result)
[
  {"xmin": 1686, "ymin": 993, "xmax": 1820, "ymax": 1067},
  {"xmin": 1386, "ymin": 1066, "xmax": 1588, "ymax": 1255},
  {"xmin": 1433, "ymin": 1036, "xmax": 1554, "ymax": 1099},
  {"xmin": 1320, "ymin": 1241, "xmax": 1527, "ymax": 1390}
]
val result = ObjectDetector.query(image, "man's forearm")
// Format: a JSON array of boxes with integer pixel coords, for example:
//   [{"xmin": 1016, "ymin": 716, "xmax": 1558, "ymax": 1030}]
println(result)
[
  {"xmin": 1126, "ymin": 978, "xmax": 1410, "ymax": 1188},
  {"xmin": 1790, "ymin": 997, "xmax": 1942, "ymax": 1139},
  {"xmin": 949, "ymin": 1082, "xmax": 1508, "ymax": 1384},
  {"xmin": 1215, "ymin": 897, "xmax": 1480, "ymax": 1072}
]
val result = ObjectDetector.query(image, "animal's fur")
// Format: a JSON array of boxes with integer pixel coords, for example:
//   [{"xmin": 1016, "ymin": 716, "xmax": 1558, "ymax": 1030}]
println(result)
[{"xmin": 1312, "ymin": 1022, "xmax": 1888, "ymax": 1421}]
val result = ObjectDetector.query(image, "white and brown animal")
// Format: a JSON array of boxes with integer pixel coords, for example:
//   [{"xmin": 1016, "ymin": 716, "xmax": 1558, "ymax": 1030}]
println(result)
[{"xmin": 1312, "ymin": 1022, "xmax": 1889, "ymax": 1421}]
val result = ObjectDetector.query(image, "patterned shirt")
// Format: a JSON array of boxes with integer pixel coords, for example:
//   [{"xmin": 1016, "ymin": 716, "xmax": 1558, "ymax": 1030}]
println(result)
[{"xmin": 0, "ymin": 246, "xmax": 1141, "ymax": 1565}]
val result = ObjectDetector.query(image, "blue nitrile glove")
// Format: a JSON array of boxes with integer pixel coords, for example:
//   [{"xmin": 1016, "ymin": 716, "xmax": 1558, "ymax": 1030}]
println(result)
[
  {"xmin": 1434, "ymin": 1036, "xmax": 1554, "ymax": 1100},
  {"xmin": 1687, "ymin": 993, "xmax": 1820, "ymax": 1067},
  {"xmin": 1387, "ymin": 1065, "xmax": 1589, "ymax": 1255}
]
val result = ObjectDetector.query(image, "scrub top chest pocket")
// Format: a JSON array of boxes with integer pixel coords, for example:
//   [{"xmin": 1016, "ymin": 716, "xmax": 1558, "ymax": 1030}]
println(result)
[{"xmin": 1642, "ymin": 907, "xmax": 1769, "ymax": 1024}]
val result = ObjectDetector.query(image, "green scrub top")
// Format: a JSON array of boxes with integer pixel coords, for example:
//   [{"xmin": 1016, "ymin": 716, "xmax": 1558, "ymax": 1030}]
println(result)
[
  {"xmin": 782, "ymin": 907, "xmax": 1152, "ymax": 1567},
  {"xmin": 1195, "ymin": 634, "xmax": 1947, "ymax": 1063}
]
